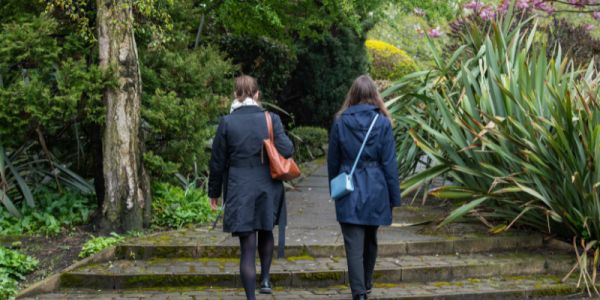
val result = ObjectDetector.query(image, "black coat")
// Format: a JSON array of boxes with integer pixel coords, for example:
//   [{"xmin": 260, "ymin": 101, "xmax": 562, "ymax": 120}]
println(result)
[{"xmin": 208, "ymin": 105, "xmax": 294, "ymax": 233}]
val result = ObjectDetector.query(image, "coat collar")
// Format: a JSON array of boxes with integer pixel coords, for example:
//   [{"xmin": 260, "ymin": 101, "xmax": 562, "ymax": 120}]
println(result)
[
  {"xmin": 342, "ymin": 104, "xmax": 378, "ymax": 115},
  {"xmin": 231, "ymin": 105, "xmax": 265, "ymax": 114}
]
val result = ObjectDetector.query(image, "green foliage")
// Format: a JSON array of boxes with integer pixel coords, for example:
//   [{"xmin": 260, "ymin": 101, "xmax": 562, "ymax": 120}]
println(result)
[
  {"xmin": 391, "ymin": 0, "xmax": 464, "ymax": 23},
  {"xmin": 209, "ymin": 0, "xmax": 385, "ymax": 42},
  {"xmin": 0, "ymin": 246, "xmax": 38, "ymax": 280},
  {"xmin": 0, "ymin": 272, "xmax": 18, "ymax": 300},
  {"xmin": 151, "ymin": 182, "xmax": 219, "ymax": 229},
  {"xmin": 219, "ymin": 35, "xmax": 297, "ymax": 103},
  {"xmin": 0, "ymin": 15, "xmax": 110, "ymax": 147},
  {"xmin": 281, "ymin": 25, "xmax": 368, "ymax": 126},
  {"xmin": 290, "ymin": 127, "xmax": 328, "ymax": 163},
  {"xmin": 141, "ymin": 46, "xmax": 236, "ymax": 179},
  {"xmin": 0, "ymin": 186, "xmax": 96, "ymax": 235},
  {"xmin": 369, "ymin": 12, "xmax": 437, "ymax": 66},
  {"xmin": 79, "ymin": 233, "xmax": 124, "ymax": 258},
  {"xmin": 0, "ymin": 246, "xmax": 38, "ymax": 299},
  {"xmin": 365, "ymin": 39, "xmax": 417, "ymax": 80},
  {"xmin": 395, "ymin": 13, "xmax": 600, "ymax": 248},
  {"xmin": 0, "ymin": 142, "xmax": 95, "ymax": 219}
]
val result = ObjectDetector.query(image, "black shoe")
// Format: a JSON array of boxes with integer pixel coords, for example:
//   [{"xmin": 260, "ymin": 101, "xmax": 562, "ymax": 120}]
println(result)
[
  {"xmin": 259, "ymin": 279, "xmax": 272, "ymax": 294},
  {"xmin": 353, "ymin": 294, "xmax": 367, "ymax": 300},
  {"xmin": 366, "ymin": 283, "xmax": 372, "ymax": 294}
]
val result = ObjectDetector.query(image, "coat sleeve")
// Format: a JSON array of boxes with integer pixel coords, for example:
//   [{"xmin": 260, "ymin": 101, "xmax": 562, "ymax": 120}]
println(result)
[
  {"xmin": 208, "ymin": 117, "xmax": 228, "ymax": 199},
  {"xmin": 272, "ymin": 113, "xmax": 294, "ymax": 158},
  {"xmin": 327, "ymin": 120, "xmax": 341, "ymax": 184},
  {"xmin": 380, "ymin": 119, "xmax": 402, "ymax": 207}
]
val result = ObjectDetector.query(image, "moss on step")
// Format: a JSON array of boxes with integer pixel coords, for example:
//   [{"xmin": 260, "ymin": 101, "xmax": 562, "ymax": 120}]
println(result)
[
  {"xmin": 299, "ymin": 271, "xmax": 342, "ymax": 281},
  {"xmin": 287, "ymin": 255, "xmax": 315, "ymax": 262}
]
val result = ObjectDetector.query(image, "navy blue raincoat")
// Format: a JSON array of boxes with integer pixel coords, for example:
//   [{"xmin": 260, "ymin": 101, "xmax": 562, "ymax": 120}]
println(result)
[{"xmin": 327, "ymin": 104, "xmax": 401, "ymax": 226}]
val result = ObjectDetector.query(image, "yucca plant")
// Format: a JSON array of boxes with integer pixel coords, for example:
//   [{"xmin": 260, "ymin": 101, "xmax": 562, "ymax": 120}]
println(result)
[
  {"xmin": 393, "ymin": 8, "xmax": 600, "ymax": 294},
  {"xmin": 0, "ymin": 142, "xmax": 95, "ymax": 218}
]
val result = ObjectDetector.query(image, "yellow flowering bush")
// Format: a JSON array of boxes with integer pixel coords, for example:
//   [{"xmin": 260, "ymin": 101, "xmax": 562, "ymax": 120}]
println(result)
[{"xmin": 365, "ymin": 39, "xmax": 417, "ymax": 80}]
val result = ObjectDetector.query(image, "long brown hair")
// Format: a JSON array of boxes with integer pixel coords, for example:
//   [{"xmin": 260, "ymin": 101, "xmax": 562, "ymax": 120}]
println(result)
[
  {"xmin": 234, "ymin": 75, "xmax": 260, "ymax": 102},
  {"xmin": 336, "ymin": 75, "xmax": 391, "ymax": 119}
]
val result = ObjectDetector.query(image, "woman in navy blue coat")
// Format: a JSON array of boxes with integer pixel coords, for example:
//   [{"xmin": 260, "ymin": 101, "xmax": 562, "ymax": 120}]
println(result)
[
  {"xmin": 209, "ymin": 75, "xmax": 294, "ymax": 300},
  {"xmin": 328, "ymin": 75, "xmax": 401, "ymax": 300}
]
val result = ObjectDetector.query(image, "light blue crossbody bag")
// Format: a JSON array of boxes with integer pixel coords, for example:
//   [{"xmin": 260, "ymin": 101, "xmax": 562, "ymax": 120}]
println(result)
[{"xmin": 330, "ymin": 113, "xmax": 379, "ymax": 200}]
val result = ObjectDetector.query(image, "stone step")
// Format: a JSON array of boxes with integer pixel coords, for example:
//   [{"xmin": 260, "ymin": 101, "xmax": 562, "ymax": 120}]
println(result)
[
  {"xmin": 60, "ymin": 251, "xmax": 574, "ymax": 290},
  {"xmin": 116, "ymin": 233, "xmax": 545, "ymax": 259},
  {"xmin": 27, "ymin": 275, "xmax": 580, "ymax": 299}
]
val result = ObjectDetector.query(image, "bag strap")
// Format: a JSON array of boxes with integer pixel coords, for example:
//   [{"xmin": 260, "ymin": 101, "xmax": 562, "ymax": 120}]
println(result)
[
  {"xmin": 264, "ymin": 111, "xmax": 274, "ymax": 141},
  {"xmin": 349, "ymin": 113, "xmax": 379, "ymax": 177}
]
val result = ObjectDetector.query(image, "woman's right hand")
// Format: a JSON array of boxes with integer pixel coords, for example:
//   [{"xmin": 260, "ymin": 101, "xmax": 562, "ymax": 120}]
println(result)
[{"xmin": 210, "ymin": 198, "xmax": 219, "ymax": 211}]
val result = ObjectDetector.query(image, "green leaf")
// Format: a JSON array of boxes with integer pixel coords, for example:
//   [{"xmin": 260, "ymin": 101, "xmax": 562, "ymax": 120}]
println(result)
[
  {"xmin": 400, "ymin": 165, "xmax": 449, "ymax": 197},
  {"xmin": 3, "ymin": 148, "xmax": 35, "ymax": 208},
  {"xmin": 429, "ymin": 186, "xmax": 478, "ymax": 199},
  {"xmin": 438, "ymin": 197, "xmax": 489, "ymax": 228}
]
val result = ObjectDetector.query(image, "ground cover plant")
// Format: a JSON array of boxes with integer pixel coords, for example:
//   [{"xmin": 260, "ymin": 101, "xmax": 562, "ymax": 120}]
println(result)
[
  {"xmin": 0, "ymin": 246, "xmax": 39, "ymax": 299},
  {"xmin": 78, "ymin": 233, "xmax": 125, "ymax": 258},
  {"xmin": 151, "ymin": 182, "xmax": 220, "ymax": 229}
]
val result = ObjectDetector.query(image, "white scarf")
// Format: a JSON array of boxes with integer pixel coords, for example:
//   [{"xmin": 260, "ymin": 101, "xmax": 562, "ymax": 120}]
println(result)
[{"xmin": 230, "ymin": 97, "xmax": 260, "ymax": 113}]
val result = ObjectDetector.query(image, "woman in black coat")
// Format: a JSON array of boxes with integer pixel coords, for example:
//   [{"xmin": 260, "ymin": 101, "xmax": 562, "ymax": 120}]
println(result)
[{"xmin": 208, "ymin": 75, "xmax": 294, "ymax": 300}]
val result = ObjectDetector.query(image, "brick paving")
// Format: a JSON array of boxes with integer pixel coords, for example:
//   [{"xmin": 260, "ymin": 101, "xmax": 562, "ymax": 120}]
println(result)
[{"xmin": 25, "ymin": 276, "xmax": 580, "ymax": 299}]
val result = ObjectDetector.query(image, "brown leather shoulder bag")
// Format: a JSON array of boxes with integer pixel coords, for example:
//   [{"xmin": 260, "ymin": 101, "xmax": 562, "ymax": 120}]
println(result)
[{"xmin": 263, "ymin": 111, "xmax": 301, "ymax": 181}]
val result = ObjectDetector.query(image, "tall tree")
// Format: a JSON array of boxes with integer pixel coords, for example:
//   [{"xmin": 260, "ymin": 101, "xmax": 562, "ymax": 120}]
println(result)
[{"xmin": 96, "ymin": 0, "xmax": 151, "ymax": 232}]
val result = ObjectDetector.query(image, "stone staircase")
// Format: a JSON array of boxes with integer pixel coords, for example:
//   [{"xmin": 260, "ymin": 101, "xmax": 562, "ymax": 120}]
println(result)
[{"xmin": 19, "ymin": 165, "xmax": 583, "ymax": 299}]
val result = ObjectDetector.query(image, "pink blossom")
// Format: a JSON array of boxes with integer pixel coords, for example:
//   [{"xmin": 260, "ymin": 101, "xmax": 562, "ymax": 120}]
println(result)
[
  {"xmin": 533, "ymin": 1, "xmax": 556, "ymax": 15},
  {"xmin": 593, "ymin": 12, "xmax": 600, "ymax": 20},
  {"xmin": 584, "ymin": 24, "xmax": 595, "ymax": 31},
  {"xmin": 498, "ymin": 0, "xmax": 510, "ymax": 14},
  {"xmin": 464, "ymin": 1, "xmax": 484, "ymax": 10},
  {"xmin": 516, "ymin": 0, "xmax": 530, "ymax": 9},
  {"xmin": 480, "ymin": 6, "xmax": 496, "ymax": 20},
  {"xmin": 428, "ymin": 27, "xmax": 443, "ymax": 38}
]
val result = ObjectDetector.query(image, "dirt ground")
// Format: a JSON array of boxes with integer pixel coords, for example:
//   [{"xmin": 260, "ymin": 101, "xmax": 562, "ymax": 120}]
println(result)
[{"xmin": 1, "ymin": 226, "xmax": 93, "ymax": 289}]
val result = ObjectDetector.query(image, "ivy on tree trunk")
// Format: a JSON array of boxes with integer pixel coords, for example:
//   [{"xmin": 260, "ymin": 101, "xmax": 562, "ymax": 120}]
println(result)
[{"xmin": 96, "ymin": 0, "xmax": 151, "ymax": 232}]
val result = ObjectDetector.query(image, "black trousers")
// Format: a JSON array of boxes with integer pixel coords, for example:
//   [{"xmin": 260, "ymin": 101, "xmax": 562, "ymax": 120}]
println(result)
[{"xmin": 340, "ymin": 222, "xmax": 379, "ymax": 297}]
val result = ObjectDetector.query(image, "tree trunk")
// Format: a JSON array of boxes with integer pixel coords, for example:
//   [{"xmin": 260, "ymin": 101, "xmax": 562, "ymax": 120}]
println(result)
[{"xmin": 96, "ymin": 0, "xmax": 151, "ymax": 233}]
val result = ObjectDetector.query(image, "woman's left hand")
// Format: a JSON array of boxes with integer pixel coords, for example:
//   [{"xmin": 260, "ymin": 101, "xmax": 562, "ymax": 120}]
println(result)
[{"xmin": 210, "ymin": 198, "xmax": 219, "ymax": 211}]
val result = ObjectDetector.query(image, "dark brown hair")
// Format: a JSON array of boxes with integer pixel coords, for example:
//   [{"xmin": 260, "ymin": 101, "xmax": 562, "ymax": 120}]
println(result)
[
  {"xmin": 234, "ymin": 75, "xmax": 260, "ymax": 101},
  {"xmin": 336, "ymin": 75, "xmax": 391, "ymax": 119}
]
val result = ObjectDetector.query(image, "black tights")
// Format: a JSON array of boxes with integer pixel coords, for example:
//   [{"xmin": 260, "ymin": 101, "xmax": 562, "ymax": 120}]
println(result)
[{"xmin": 239, "ymin": 230, "xmax": 274, "ymax": 300}]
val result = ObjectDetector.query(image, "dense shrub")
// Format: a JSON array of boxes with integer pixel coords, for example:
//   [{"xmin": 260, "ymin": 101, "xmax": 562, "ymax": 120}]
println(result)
[
  {"xmin": 151, "ymin": 182, "xmax": 219, "ymax": 229},
  {"xmin": 141, "ymin": 46, "xmax": 236, "ymax": 180},
  {"xmin": 365, "ymin": 39, "xmax": 417, "ymax": 80},
  {"xmin": 0, "ymin": 16, "xmax": 108, "ymax": 147},
  {"xmin": 281, "ymin": 26, "xmax": 368, "ymax": 126},
  {"xmin": 290, "ymin": 127, "xmax": 328, "ymax": 163},
  {"xmin": 218, "ymin": 35, "xmax": 297, "ymax": 103},
  {"xmin": 0, "ymin": 186, "xmax": 96, "ymax": 235},
  {"xmin": 546, "ymin": 19, "xmax": 600, "ymax": 70}
]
